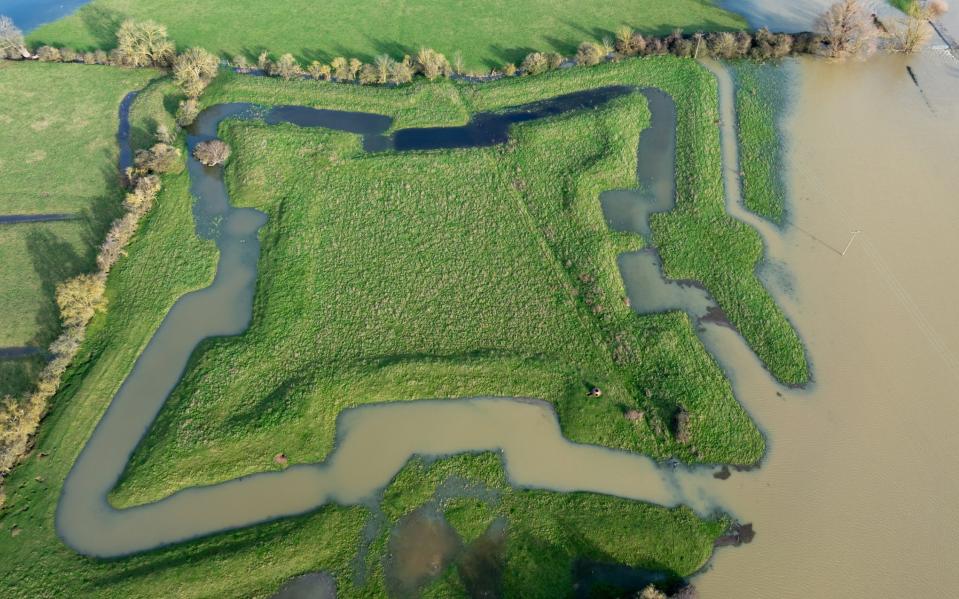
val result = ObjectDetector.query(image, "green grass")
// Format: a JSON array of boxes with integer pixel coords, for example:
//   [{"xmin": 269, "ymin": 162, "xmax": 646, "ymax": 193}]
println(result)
[
  {"xmin": 28, "ymin": 0, "xmax": 746, "ymax": 71},
  {"xmin": 0, "ymin": 62, "xmax": 157, "ymax": 393},
  {"xmin": 0, "ymin": 57, "xmax": 801, "ymax": 597},
  {"xmin": 731, "ymin": 60, "xmax": 789, "ymax": 224}
]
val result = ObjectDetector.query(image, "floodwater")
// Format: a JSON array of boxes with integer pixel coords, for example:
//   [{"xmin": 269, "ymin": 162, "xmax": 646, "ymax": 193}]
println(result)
[
  {"xmin": 690, "ymin": 49, "xmax": 959, "ymax": 599},
  {"xmin": 0, "ymin": 0, "xmax": 90, "ymax": 32}
]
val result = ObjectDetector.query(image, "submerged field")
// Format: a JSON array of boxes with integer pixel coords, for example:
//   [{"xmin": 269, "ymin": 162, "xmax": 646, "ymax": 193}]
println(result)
[
  {"xmin": 0, "ymin": 55, "xmax": 803, "ymax": 597},
  {"xmin": 28, "ymin": 0, "xmax": 747, "ymax": 70},
  {"xmin": 0, "ymin": 62, "xmax": 157, "ymax": 395}
]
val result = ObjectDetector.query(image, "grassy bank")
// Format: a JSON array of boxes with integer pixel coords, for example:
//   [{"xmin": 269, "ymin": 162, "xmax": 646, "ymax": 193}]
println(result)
[
  {"xmin": 0, "ymin": 57, "xmax": 799, "ymax": 596},
  {"xmin": 0, "ymin": 62, "xmax": 157, "ymax": 394},
  {"xmin": 731, "ymin": 60, "xmax": 790, "ymax": 224},
  {"xmin": 28, "ymin": 0, "xmax": 746, "ymax": 71}
]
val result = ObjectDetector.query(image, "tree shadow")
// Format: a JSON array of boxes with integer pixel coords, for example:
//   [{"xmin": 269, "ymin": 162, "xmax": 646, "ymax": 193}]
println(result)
[
  {"xmin": 79, "ymin": 5, "xmax": 126, "ymax": 50},
  {"xmin": 486, "ymin": 44, "xmax": 539, "ymax": 68}
]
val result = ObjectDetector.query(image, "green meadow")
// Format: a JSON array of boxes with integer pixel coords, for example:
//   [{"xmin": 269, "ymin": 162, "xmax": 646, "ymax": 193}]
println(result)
[
  {"xmin": 29, "ymin": 0, "xmax": 746, "ymax": 70},
  {"xmin": 0, "ymin": 62, "xmax": 157, "ymax": 395}
]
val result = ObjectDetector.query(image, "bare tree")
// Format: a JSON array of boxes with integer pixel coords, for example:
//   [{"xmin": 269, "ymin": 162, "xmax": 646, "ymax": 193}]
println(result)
[
  {"xmin": 271, "ymin": 53, "xmax": 302, "ymax": 79},
  {"xmin": 817, "ymin": 0, "xmax": 879, "ymax": 59},
  {"xmin": 115, "ymin": 19, "xmax": 175, "ymax": 67},
  {"xmin": 193, "ymin": 139, "xmax": 231, "ymax": 166},
  {"xmin": 0, "ymin": 15, "xmax": 29, "ymax": 58},
  {"xmin": 895, "ymin": 0, "xmax": 951, "ymax": 52},
  {"xmin": 173, "ymin": 47, "xmax": 219, "ymax": 97}
]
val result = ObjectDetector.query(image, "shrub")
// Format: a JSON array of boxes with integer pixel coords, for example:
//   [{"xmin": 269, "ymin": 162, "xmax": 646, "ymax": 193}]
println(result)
[
  {"xmin": 358, "ymin": 63, "xmax": 378, "ymax": 84},
  {"xmin": 116, "ymin": 19, "xmax": 175, "ymax": 67},
  {"xmin": 348, "ymin": 58, "xmax": 362, "ymax": 79},
  {"xmin": 257, "ymin": 51, "xmax": 272, "ymax": 72},
  {"xmin": 308, "ymin": 61, "xmax": 331, "ymax": 80},
  {"xmin": 546, "ymin": 52, "xmax": 565, "ymax": 70},
  {"xmin": 134, "ymin": 143, "xmax": 181, "ymax": 174},
  {"xmin": 82, "ymin": 51, "xmax": 96, "ymax": 65},
  {"xmin": 792, "ymin": 31, "xmax": 825, "ymax": 54},
  {"xmin": 94, "ymin": 49, "xmax": 109, "ymax": 65},
  {"xmin": 193, "ymin": 139, "xmax": 231, "ymax": 166},
  {"xmin": 452, "ymin": 50, "xmax": 465, "ymax": 74},
  {"xmin": 388, "ymin": 60, "xmax": 413, "ymax": 84},
  {"xmin": 271, "ymin": 53, "xmax": 302, "ymax": 79},
  {"xmin": 415, "ymin": 47, "xmax": 450, "ymax": 80},
  {"xmin": 575, "ymin": 41, "xmax": 604, "ymax": 66},
  {"xmin": 176, "ymin": 98, "xmax": 200, "ymax": 126},
  {"xmin": 37, "ymin": 45, "xmax": 62, "ymax": 62},
  {"xmin": 330, "ymin": 56, "xmax": 349, "ymax": 80},
  {"xmin": 707, "ymin": 31, "xmax": 738, "ymax": 59},
  {"xmin": 56, "ymin": 274, "xmax": 107, "ymax": 329},
  {"xmin": 60, "ymin": 47, "xmax": 78, "ymax": 62},
  {"xmin": 894, "ymin": 0, "xmax": 949, "ymax": 52},
  {"xmin": 615, "ymin": 25, "xmax": 634, "ymax": 54},
  {"xmin": 231, "ymin": 54, "xmax": 249, "ymax": 70},
  {"xmin": 173, "ymin": 47, "xmax": 219, "ymax": 97},
  {"xmin": 502, "ymin": 62, "xmax": 517, "ymax": 76},
  {"xmin": 734, "ymin": 31, "xmax": 754, "ymax": 57},
  {"xmin": 751, "ymin": 27, "xmax": 793, "ymax": 59},
  {"xmin": 520, "ymin": 51, "xmax": 549, "ymax": 75},
  {"xmin": 817, "ymin": 0, "xmax": 879, "ymax": 59},
  {"xmin": 155, "ymin": 123, "xmax": 174, "ymax": 144},
  {"xmin": 0, "ymin": 15, "xmax": 28, "ymax": 59},
  {"xmin": 667, "ymin": 29, "xmax": 694, "ymax": 57},
  {"xmin": 373, "ymin": 54, "xmax": 395, "ymax": 84}
]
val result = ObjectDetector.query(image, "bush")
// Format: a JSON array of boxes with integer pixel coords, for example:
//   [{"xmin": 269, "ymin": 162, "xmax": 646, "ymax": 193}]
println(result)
[
  {"xmin": 82, "ymin": 51, "xmax": 96, "ymax": 65},
  {"xmin": 0, "ymin": 14, "xmax": 28, "ymax": 59},
  {"xmin": 308, "ymin": 61, "xmax": 331, "ymax": 80},
  {"xmin": 894, "ymin": 0, "xmax": 949, "ymax": 52},
  {"xmin": 173, "ymin": 47, "xmax": 220, "ymax": 97},
  {"xmin": 193, "ymin": 139, "xmax": 231, "ymax": 166},
  {"xmin": 546, "ymin": 52, "xmax": 565, "ymax": 70},
  {"xmin": 134, "ymin": 143, "xmax": 181, "ymax": 175},
  {"xmin": 271, "ymin": 53, "xmax": 302, "ymax": 79},
  {"xmin": 615, "ymin": 25, "xmax": 634, "ymax": 54},
  {"xmin": 817, "ymin": 0, "xmax": 878, "ymax": 59},
  {"xmin": 155, "ymin": 123, "xmax": 174, "ymax": 144},
  {"xmin": 415, "ymin": 47, "xmax": 450, "ymax": 80},
  {"xmin": 707, "ymin": 31, "xmax": 738, "ymax": 59},
  {"xmin": 734, "ymin": 31, "xmax": 753, "ymax": 57},
  {"xmin": 452, "ymin": 51, "xmax": 465, "ymax": 74},
  {"xmin": 60, "ymin": 47, "xmax": 78, "ymax": 62},
  {"xmin": 176, "ymin": 98, "xmax": 200, "ymax": 127},
  {"xmin": 116, "ymin": 19, "xmax": 175, "ymax": 67},
  {"xmin": 520, "ymin": 51, "xmax": 549, "ymax": 75},
  {"xmin": 388, "ymin": 60, "xmax": 413, "ymax": 84},
  {"xmin": 358, "ymin": 63, "xmax": 378, "ymax": 84},
  {"xmin": 372, "ymin": 54, "xmax": 395, "ymax": 84},
  {"xmin": 37, "ymin": 45, "xmax": 62, "ymax": 62},
  {"xmin": 501, "ymin": 62, "xmax": 517, "ymax": 76},
  {"xmin": 231, "ymin": 54, "xmax": 249, "ymax": 70},
  {"xmin": 257, "ymin": 51, "xmax": 272, "ymax": 72},
  {"xmin": 94, "ymin": 49, "xmax": 109, "ymax": 65},
  {"xmin": 575, "ymin": 41, "xmax": 604, "ymax": 66},
  {"xmin": 56, "ymin": 274, "xmax": 107, "ymax": 329}
]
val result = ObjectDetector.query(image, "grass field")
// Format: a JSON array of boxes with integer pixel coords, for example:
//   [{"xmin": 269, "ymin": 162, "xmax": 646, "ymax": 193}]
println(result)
[
  {"xmin": 0, "ymin": 57, "xmax": 801, "ymax": 596},
  {"xmin": 28, "ymin": 0, "xmax": 747, "ymax": 70},
  {"xmin": 731, "ymin": 60, "xmax": 789, "ymax": 224},
  {"xmin": 0, "ymin": 62, "xmax": 157, "ymax": 395}
]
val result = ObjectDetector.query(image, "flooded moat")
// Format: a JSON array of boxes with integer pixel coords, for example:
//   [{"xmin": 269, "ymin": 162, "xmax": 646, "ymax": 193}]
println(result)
[{"xmin": 59, "ymin": 87, "xmax": 736, "ymax": 559}]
